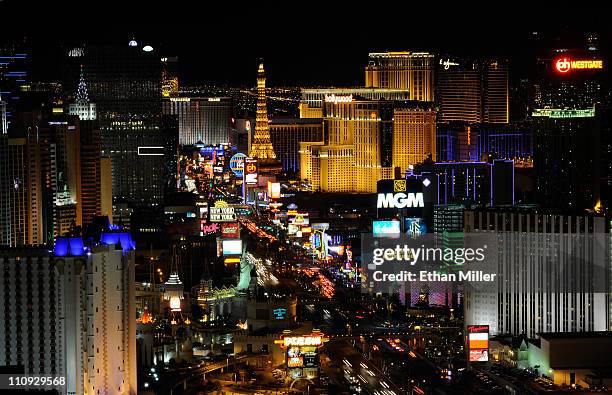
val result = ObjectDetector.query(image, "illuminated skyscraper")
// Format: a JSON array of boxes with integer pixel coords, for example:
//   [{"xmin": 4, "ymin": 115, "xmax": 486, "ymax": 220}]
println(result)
[
  {"xmin": 100, "ymin": 156, "xmax": 113, "ymax": 222},
  {"xmin": 392, "ymin": 106, "xmax": 436, "ymax": 175},
  {"xmin": 0, "ymin": 97, "xmax": 8, "ymax": 245},
  {"xmin": 299, "ymin": 88, "xmax": 410, "ymax": 119},
  {"xmin": 0, "ymin": 96, "xmax": 6, "ymax": 133},
  {"xmin": 413, "ymin": 159, "xmax": 515, "ymax": 207},
  {"xmin": 70, "ymin": 43, "xmax": 176, "ymax": 206},
  {"xmin": 269, "ymin": 118, "xmax": 323, "ymax": 173},
  {"xmin": 301, "ymin": 97, "xmax": 436, "ymax": 192},
  {"xmin": 68, "ymin": 66, "xmax": 97, "ymax": 121},
  {"xmin": 310, "ymin": 145, "xmax": 355, "ymax": 192},
  {"xmin": 535, "ymin": 50, "xmax": 604, "ymax": 109},
  {"xmin": 5, "ymin": 122, "xmax": 44, "ymax": 246},
  {"xmin": 162, "ymin": 97, "xmax": 233, "ymax": 145},
  {"xmin": 0, "ymin": 233, "xmax": 137, "ymax": 394},
  {"xmin": 44, "ymin": 117, "xmax": 83, "ymax": 233},
  {"xmin": 79, "ymin": 119, "xmax": 101, "ymax": 226},
  {"xmin": 365, "ymin": 52, "xmax": 435, "ymax": 102},
  {"xmin": 0, "ymin": 41, "xmax": 29, "ymax": 124},
  {"xmin": 484, "ymin": 60, "xmax": 509, "ymax": 123},
  {"xmin": 533, "ymin": 107, "xmax": 600, "ymax": 210},
  {"xmin": 437, "ymin": 57, "xmax": 509, "ymax": 123},
  {"xmin": 464, "ymin": 208, "xmax": 608, "ymax": 338}
]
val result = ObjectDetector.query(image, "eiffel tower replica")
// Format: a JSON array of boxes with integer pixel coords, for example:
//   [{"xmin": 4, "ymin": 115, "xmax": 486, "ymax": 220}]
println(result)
[{"xmin": 249, "ymin": 61, "xmax": 282, "ymax": 174}]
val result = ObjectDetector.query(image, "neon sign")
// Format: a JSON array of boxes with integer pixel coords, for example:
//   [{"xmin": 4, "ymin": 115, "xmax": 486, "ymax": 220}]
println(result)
[
  {"xmin": 555, "ymin": 57, "xmax": 603, "ymax": 74},
  {"xmin": 200, "ymin": 222, "xmax": 219, "ymax": 235},
  {"xmin": 532, "ymin": 107, "xmax": 595, "ymax": 118},
  {"xmin": 377, "ymin": 192, "xmax": 424, "ymax": 209},
  {"xmin": 439, "ymin": 59, "xmax": 459, "ymax": 69},
  {"xmin": 324, "ymin": 94, "xmax": 353, "ymax": 104},
  {"xmin": 273, "ymin": 308, "xmax": 287, "ymax": 320},
  {"xmin": 282, "ymin": 336, "xmax": 323, "ymax": 347}
]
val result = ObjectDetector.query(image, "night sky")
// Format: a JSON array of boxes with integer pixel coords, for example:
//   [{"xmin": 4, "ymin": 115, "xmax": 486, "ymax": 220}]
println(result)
[{"xmin": 1, "ymin": 1, "xmax": 610, "ymax": 87}]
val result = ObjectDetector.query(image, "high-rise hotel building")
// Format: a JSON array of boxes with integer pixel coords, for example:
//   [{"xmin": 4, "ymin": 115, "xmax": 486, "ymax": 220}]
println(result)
[
  {"xmin": 436, "ymin": 57, "xmax": 509, "ymax": 123},
  {"xmin": 463, "ymin": 208, "xmax": 609, "ymax": 338},
  {"xmin": 67, "ymin": 43, "xmax": 177, "ymax": 206},
  {"xmin": 365, "ymin": 52, "xmax": 435, "ymax": 102},
  {"xmin": 300, "ymin": 93, "xmax": 436, "ymax": 192},
  {"xmin": 5, "ymin": 124, "xmax": 44, "ymax": 246},
  {"xmin": 162, "ymin": 97, "xmax": 233, "ymax": 146},
  {"xmin": 392, "ymin": 108, "xmax": 436, "ymax": 173},
  {"xmin": 0, "ymin": 97, "xmax": 9, "ymax": 245},
  {"xmin": 0, "ymin": 42, "xmax": 28, "ymax": 124},
  {"xmin": 0, "ymin": 233, "xmax": 137, "ymax": 394},
  {"xmin": 269, "ymin": 118, "xmax": 323, "ymax": 173},
  {"xmin": 299, "ymin": 88, "xmax": 410, "ymax": 119},
  {"xmin": 532, "ymin": 107, "xmax": 600, "ymax": 210}
]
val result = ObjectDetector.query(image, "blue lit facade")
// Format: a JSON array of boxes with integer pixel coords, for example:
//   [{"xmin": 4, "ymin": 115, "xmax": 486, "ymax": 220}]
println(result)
[
  {"xmin": 412, "ymin": 159, "xmax": 514, "ymax": 207},
  {"xmin": 53, "ymin": 231, "xmax": 135, "ymax": 256},
  {"xmin": 436, "ymin": 122, "xmax": 532, "ymax": 162},
  {"xmin": 53, "ymin": 237, "xmax": 86, "ymax": 256},
  {"xmin": 99, "ymin": 231, "xmax": 136, "ymax": 252},
  {"xmin": 473, "ymin": 123, "xmax": 533, "ymax": 160}
]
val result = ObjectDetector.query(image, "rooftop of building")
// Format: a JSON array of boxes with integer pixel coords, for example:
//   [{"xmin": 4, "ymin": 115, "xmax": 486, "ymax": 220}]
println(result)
[
  {"xmin": 465, "ymin": 205, "xmax": 606, "ymax": 218},
  {"xmin": 538, "ymin": 331, "xmax": 612, "ymax": 341},
  {"xmin": 367, "ymin": 51, "xmax": 434, "ymax": 57},
  {"xmin": 269, "ymin": 117, "xmax": 322, "ymax": 125},
  {"xmin": 302, "ymin": 87, "xmax": 410, "ymax": 94},
  {"xmin": 163, "ymin": 96, "xmax": 232, "ymax": 102}
]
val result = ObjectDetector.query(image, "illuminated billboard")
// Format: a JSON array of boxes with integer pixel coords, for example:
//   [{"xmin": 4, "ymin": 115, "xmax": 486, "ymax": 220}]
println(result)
[
  {"xmin": 555, "ymin": 57, "xmax": 603, "ymax": 74},
  {"xmin": 244, "ymin": 157, "xmax": 258, "ymax": 186},
  {"xmin": 272, "ymin": 308, "xmax": 287, "ymax": 320},
  {"xmin": 467, "ymin": 325, "xmax": 489, "ymax": 362},
  {"xmin": 221, "ymin": 222, "xmax": 240, "ymax": 239},
  {"xmin": 376, "ymin": 179, "xmax": 427, "ymax": 218},
  {"xmin": 405, "ymin": 217, "xmax": 427, "ymax": 237},
  {"xmin": 268, "ymin": 181, "xmax": 281, "ymax": 199},
  {"xmin": 230, "ymin": 153, "xmax": 246, "ymax": 177},
  {"xmin": 287, "ymin": 346, "xmax": 318, "ymax": 368},
  {"xmin": 377, "ymin": 192, "xmax": 424, "ymax": 209},
  {"xmin": 372, "ymin": 220, "xmax": 401, "ymax": 238},
  {"xmin": 210, "ymin": 201, "xmax": 237, "ymax": 222},
  {"xmin": 170, "ymin": 296, "xmax": 181, "ymax": 312},
  {"xmin": 200, "ymin": 221, "xmax": 219, "ymax": 235},
  {"xmin": 222, "ymin": 239, "xmax": 242, "ymax": 256}
]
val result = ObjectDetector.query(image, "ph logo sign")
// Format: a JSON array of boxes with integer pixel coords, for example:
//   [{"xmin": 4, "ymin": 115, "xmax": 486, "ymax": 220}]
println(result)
[{"xmin": 555, "ymin": 58, "xmax": 571, "ymax": 73}]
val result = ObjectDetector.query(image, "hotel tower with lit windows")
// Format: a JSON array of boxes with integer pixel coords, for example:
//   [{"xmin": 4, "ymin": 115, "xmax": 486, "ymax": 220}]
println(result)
[
  {"xmin": 300, "ymin": 94, "xmax": 436, "ymax": 193},
  {"xmin": 298, "ymin": 51, "xmax": 437, "ymax": 192},
  {"xmin": 365, "ymin": 51, "xmax": 435, "ymax": 101}
]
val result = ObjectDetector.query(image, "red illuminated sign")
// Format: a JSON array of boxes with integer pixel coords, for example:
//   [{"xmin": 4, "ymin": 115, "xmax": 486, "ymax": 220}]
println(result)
[
  {"xmin": 555, "ymin": 57, "xmax": 603, "ymax": 74},
  {"xmin": 467, "ymin": 325, "xmax": 489, "ymax": 362},
  {"xmin": 221, "ymin": 223, "xmax": 240, "ymax": 239},
  {"xmin": 201, "ymin": 222, "xmax": 219, "ymax": 235}
]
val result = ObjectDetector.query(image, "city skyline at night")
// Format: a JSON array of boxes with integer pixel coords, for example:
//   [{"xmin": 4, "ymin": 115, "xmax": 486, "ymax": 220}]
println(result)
[{"xmin": 2, "ymin": 4, "xmax": 612, "ymax": 395}]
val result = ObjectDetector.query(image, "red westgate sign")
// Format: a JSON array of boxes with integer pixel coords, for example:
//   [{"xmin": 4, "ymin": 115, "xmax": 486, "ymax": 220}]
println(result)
[{"xmin": 555, "ymin": 57, "xmax": 603, "ymax": 74}]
